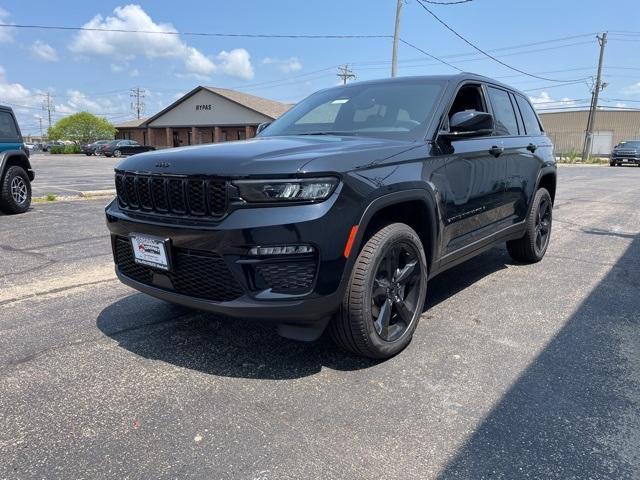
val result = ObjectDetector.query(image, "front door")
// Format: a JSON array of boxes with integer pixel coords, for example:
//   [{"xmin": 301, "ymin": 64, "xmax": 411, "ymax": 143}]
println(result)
[
  {"xmin": 437, "ymin": 83, "xmax": 510, "ymax": 254},
  {"xmin": 441, "ymin": 137, "xmax": 507, "ymax": 253},
  {"xmin": 172, "ymin": 131, "xmax": 180, "ymax": 148}
]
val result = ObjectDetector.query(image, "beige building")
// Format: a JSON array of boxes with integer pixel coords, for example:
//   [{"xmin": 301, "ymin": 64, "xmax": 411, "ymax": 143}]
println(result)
[
  {"xmin": 115, "ymin": 86, "xmax": 290, "ymax": 148},
  {"xmin": 539, "ymin": 109, "xmax": 640, "ymax": 155}
]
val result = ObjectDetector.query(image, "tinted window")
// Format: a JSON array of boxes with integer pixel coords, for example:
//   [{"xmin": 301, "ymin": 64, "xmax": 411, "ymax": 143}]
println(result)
[
  {"xmin": 487, "ymin": 87, "xmax": 519, "ymax": 136},
  {"xmin": 515, "ymin": 95, "xmax": 542, "ymax": 135},
  {"xmin": 0, "ymin": 111, "xmax": 19, "ymax": 140},
  {"xmin": 261, "ymin": 81, "xmax": 445, "ymax": 140}
]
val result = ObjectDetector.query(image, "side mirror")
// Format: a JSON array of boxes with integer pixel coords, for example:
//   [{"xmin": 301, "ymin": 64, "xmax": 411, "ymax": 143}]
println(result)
[
  {"xmin": 256, "ymin": 122, "xmax": 271, "ymax": 135},
  {"xmin": 441, "ymin": 110, "xmax": 494, "ymax": 139}
]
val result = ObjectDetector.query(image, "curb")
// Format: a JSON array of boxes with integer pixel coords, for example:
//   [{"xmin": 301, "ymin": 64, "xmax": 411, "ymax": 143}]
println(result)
[{"xmin": 79, "ymin": 189, "xmax": 116, "ymax": 197}]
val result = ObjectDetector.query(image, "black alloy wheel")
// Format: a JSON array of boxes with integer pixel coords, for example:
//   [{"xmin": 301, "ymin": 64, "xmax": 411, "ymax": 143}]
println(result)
[
  {"xmin": 371, "ymin": 242, "xmax": 423, "ymax": 342},
  {"xmin": 330, "ymin": 223, "xmax": 428, "ymax": 359},
  {"xmin": 534, "ymin": 195, "xmax": 552, "ymax": 257}
]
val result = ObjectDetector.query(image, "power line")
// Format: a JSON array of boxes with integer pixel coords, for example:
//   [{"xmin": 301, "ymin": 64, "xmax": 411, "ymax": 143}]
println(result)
[
  {"xmin": 421, "ymin": 0, "xmax": 473, "ymax": 3},
  {"xmin": 398, "ymin": 38, "xmax": 463, "ymax": 71},
  {"xmin": 413, "ymin": 0, "xmax": 592, "ymax": 82},
  {"xmin": 0, "ymin": 22, "xmax": 391, "ymax": 39}
]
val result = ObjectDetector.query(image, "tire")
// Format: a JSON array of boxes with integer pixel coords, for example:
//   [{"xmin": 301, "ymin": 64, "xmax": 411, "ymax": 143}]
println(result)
[
  {"xmin": 610, "ymin": 162, "xmax": 616, "ymax": 167},
  {"xmin": 506, "ymin": 188, "xmax": 552, "ymax": 263},
  {"xmin": 113, "ymin": 149, "xmax": 122, "ymax": 158},
  {"xmin": 329, "ymin": 223, "xmax": 428, "ymax": 359},
  {"xmin": 0, "ymin": 166, "xmax": 32, "ymax": 214}
]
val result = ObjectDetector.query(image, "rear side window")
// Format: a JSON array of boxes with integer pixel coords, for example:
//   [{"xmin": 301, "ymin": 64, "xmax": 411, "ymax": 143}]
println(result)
[
  {"xmin": 0, "ymin": 111, "xmax": 19, "ymax": 140},
  {"xmin": 487, "ymin": 87, "xmax": 519, "ymax": 136},
  {"xmin": 515, "ymin": 95, "xmax": 542, "ymax": 135}
]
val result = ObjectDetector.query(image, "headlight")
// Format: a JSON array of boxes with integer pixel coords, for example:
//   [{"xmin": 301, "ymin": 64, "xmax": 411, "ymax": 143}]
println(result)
[{"xmin": 233, "ymin": 177, "xmax": 338, "ymax": 203}]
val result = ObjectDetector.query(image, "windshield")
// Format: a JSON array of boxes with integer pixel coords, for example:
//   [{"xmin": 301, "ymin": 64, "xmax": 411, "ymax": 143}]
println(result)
[
  {"xmin": 618, "ymin": 141, "xmax": 640, "ymax": 148},
  {"xmin": 261, "ymin": 80, "xmax": 445, "ymax": 140}
]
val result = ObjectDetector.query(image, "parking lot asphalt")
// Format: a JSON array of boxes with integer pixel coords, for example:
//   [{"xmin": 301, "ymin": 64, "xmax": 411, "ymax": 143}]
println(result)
[
  {"xmin": 29, "ymin": 153, "xmax": 119, "ymax": 197},
  {"xmin": 1, "ymin": 165, "xmax": 639, "ymax": 479}
]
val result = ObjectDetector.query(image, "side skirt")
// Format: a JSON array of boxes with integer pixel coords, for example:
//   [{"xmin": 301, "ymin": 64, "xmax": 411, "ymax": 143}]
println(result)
[{"xmin": 429, "ymin": 221, "xmax": 525, "ymax": 279}]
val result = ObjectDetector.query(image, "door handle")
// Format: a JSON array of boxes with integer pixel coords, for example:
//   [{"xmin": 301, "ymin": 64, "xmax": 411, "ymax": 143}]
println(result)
[
  {"xmin": 527, "ymin": 143, "xmax": 537, "ymax": 153},
  {"xmin": 489, "ymin": 146, "xmax": 504, "ymax": 157}
]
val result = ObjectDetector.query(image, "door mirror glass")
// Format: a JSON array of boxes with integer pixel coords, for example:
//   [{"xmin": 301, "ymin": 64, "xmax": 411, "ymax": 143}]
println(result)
[{"xmin": 444, "ymin": 110, "xmax": 494, "ymax": 138}]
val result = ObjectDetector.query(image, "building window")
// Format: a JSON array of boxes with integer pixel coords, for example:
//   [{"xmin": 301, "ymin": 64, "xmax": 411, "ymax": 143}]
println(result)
[
  {"xmin": 221, "ymin": 131, "xmax": 227, "ymax": 142},
  {"xmin": 143, "ymin": 130, "xmax": 147, "ymax": 145},
  {"xmin": 187, "ymin": 130, "xmax": 192, "ymax": 145},
  {"xmin": 238, "ymin": 129, "xmax": 246, "ymax": 140}
]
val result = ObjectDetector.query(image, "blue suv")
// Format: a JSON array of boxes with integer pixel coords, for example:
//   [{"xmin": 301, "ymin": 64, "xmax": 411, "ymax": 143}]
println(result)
[{"xmin": 0, "ymin": 105, "xmax": 34, "ymax": 214}]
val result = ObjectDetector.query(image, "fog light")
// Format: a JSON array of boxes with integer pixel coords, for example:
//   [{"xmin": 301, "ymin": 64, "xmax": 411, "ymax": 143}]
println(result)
[{"xmin": 248, "ymin": 245, "xmax": 315, "ymax": 256}]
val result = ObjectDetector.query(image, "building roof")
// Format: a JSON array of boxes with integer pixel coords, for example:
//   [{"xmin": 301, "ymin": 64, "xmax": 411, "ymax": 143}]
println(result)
[
  {"xmin": 132, "ymin": 86, "xmax": 289, "ymax": 128},
  {"xmin": 114, "ymin": 117, "xmax": 149, "ymax": 129},
  {"xmin": 202, "ymin": 87, "xmax": 291, "ymax": 119}
]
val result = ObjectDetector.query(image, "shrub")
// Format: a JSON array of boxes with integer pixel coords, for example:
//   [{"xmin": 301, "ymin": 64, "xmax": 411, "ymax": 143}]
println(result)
[
  {"xmin": 49, "ymin": 145, "xmax": 65, "ymax": 154},
  {"xmin": 64, "ymin": 144, "xmax": 81, "ymax": 154}
]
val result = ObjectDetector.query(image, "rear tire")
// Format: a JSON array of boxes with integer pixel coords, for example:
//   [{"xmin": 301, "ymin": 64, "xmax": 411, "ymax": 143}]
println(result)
[
  {"xmin": 506, "ymin": 188, "xmax": 552, "ymax": 263},
  {"xmin": 329, "ymin": 223, "xmax": 428, "ymax": 359},
  {"xmin": 0, "ymin": 166, "xmax": 32, "ymax": 214}
]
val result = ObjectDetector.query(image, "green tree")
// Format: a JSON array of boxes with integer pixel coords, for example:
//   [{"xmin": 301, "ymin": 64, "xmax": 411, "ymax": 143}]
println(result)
[{"xmin": 47, "ymin": 112, "xmax": 116, "ymax": 144}]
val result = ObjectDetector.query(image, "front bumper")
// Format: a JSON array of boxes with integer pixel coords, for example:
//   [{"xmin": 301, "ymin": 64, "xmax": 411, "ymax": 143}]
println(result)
[
  {"xmin": 105, "ymin": 189, "xmax": 360, "ymax": 329},
  {"xmin": 612, "ymin": 156, "xmax": 640, "ymax": 164}
]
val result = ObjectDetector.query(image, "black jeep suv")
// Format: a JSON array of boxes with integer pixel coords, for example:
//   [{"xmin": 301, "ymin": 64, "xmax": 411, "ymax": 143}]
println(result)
[{"xmin": 106, "ymin": 74, "xmax": 556, "ymax": 359}]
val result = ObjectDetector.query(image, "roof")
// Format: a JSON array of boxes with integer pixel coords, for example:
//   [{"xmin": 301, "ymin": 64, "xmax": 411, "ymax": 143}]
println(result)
[
  {"xmin": 142, "ymin": 86, "xmax": 289, "ymax": 126},
  {"xmin": 203, "ymin": 87, "xmax": 291, "ymax": 119},
  {"xmin": 114, "ymin": 117, "xmax": 149, "ymax": 129}
]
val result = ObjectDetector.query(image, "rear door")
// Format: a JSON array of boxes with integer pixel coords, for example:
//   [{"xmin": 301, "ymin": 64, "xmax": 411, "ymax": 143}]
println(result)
[{"xmin": 505, "ymin": 93, "xmax": 548, "ymax": 223}]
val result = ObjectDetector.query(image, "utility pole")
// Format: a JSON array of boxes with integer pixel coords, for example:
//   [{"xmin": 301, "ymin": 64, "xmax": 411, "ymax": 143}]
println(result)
[
  {"xmin": 37, "ymin": 116, "xmax": 43, "ymax": 140},
  {"xmin": 391, "ymin": 0, "xmax": 403, "ymax": 77},
  {"xmin": 582, "ymin": 32, "xmax": 607, "ymax": 161},
  {"xmin": 42, "ymin": 92, "xmax": 55, "ymax": 130},
  {"xmin": 130, "ymin": 87, "xmax": 146, "ymax": 119},
  {"xmin": 337, "ymin": 65, "xmax": 356, "ymax": 85}
]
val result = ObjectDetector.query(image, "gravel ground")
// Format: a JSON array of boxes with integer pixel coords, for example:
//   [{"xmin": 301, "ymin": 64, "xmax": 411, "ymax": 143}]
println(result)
[{"xmin": 0, "ymin": 165, "xmax": 639, "ymax": 479}]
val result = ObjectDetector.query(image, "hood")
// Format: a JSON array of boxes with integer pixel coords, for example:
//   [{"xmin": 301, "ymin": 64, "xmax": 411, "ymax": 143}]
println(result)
[{"xmin": 114, "ymin": 135, "xmax": 418, "ymax": 177}]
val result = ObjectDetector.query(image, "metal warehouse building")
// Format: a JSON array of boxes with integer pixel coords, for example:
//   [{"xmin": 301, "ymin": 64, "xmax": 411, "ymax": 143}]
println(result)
[
  {"xmin": 539, "ymin": 109, "xmax": 640, "ymax": 156},
  {"xmin": 115, "ymin": 86, "xmax": 290, "ymax": 148}
]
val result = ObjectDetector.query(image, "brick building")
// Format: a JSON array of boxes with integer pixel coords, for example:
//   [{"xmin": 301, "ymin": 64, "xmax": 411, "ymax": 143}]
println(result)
[{"xmin": 115, "ymin": 86, "xmax": 290, "ymax": 148}]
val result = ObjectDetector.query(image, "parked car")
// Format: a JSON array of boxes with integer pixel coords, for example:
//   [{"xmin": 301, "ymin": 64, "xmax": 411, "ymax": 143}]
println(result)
[
  {"xmin": 42, "ymin": 140, "xmax": 64, "ymax": 152},
  {"xmin": 101, "ymin": 139, "xmax": 155, "ymax": 158},
  {"xmin": 610, "ymin": 140, "xmax": 640, "ymax": 166},
  {"xmin": 106, "ymin": 73, "xmax": 556, "ymax": 359},
  {"xmin": 82, "ymin": 140, "xmax": 112, "ymax": 156},
  {"xmin": 0, "ymin": 105, "xmax": 34, "ymax": 214}
]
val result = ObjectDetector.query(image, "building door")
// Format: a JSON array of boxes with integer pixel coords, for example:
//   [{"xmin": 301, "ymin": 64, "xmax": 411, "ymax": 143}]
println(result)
[
  {"xmin": 172, "ymin": 130, "xmax": 180, "ymax": 147},
  {"xmin": 591, "ymin": 131, "xmax": 613, "ymax": 155}
]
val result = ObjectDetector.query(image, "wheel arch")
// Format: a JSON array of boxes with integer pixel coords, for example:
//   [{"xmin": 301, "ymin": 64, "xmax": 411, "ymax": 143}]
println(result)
[
  {"xmin": 0, "ymin": 151, "xmax": 34, "ymax": 181},
  {"xmin": 537, "ymin": 169, "xmax": 557, "ymax": 203},
  {"xmin": 352, "ymin": 189, "xmax": 440, "ymax": 271}
]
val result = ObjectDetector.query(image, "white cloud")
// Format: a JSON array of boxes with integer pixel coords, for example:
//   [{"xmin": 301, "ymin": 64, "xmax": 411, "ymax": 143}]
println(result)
[
  {"xmin": 0, "ymin": 8, "xmax": 13, "ymax": 43},
  {"xmin": 622, "ymin": 82, "xmax": 640, "ymax": 95},
  {"xmin": 216, "ymin": 49, "xmax": 254, "ymax": 80},
  {"xmin": 262, "ymin": 56, "xmax": 303, "ymax": 73},
  {"xmin": 68, "ymin": 5, "xmax": 253, "ymax": 78},
  {"xmin": 110, "ymin": 63, "xmax": 125, "ymax": 73},
  {"xmin": 30, "ymin": 41, "xmax": 59, "ymax": 62},
  {"xmin": 69, "ymin": 4, "xmax": 215, "ymax": 76},
  {"xmin": 529, "ymin": 91, "xmax": 577, "ymax": 110}
]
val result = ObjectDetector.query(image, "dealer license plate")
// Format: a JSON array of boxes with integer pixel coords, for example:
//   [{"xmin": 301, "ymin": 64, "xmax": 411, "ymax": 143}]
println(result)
[{"xmin": 130, "ymin": 234, "xmax": 170, "ymax": 271}]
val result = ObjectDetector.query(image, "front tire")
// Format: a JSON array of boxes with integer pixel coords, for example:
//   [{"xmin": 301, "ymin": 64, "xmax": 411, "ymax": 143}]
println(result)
[
  {"xmin": 329, "ymin": 223, "xmax": 428, "ymax": 359},
  {"xmin": 113, "ymin": 149, "xmax": 122, "ymax": 158},
  {"xmin": 507, "ymin": 188, "xmax": 552, "ymax": 263},
  {"xmin": 0, "ymin": 166, "xmax": 32, "ymax": 214}
]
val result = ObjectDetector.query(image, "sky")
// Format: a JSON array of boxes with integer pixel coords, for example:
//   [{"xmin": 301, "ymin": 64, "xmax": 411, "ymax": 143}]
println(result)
[{"xmin": 1, "ymin": 0, "xmax": 639, "ymax": 135}]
